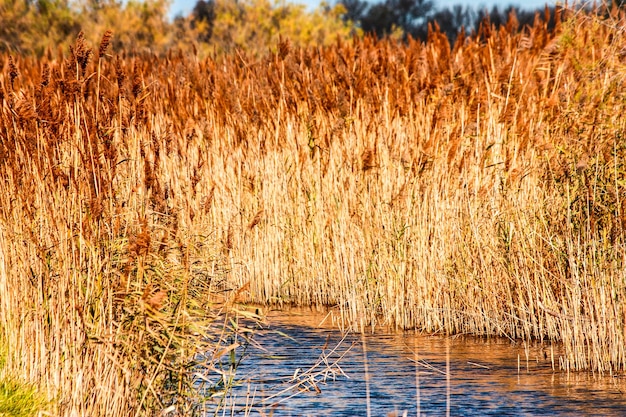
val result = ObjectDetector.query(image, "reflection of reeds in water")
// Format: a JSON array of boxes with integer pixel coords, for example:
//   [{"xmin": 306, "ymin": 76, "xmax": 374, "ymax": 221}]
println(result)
[
  {"xmin": 446, "ymin": 339, "xmax": 450, "ymax": 417},
  {"xmin": 362, "ymin": 330, "xmax": 372, "ymax": 417},
  {"xmin": 246, "ymin": 331, "xmax": 353, "ymax": 412},
  {"xmin": 1, "ymin": 4, "xmax": 626, "ymax": 416},
  {"xmin": 415, "ymin": 337, "xmax": 421, "ymax": 417}
]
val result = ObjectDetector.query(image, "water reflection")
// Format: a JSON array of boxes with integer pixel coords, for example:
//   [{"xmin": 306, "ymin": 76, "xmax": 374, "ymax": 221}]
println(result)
[{"xmin": 223, "ymin": 308, "xmax": 626, "ymax": 416}]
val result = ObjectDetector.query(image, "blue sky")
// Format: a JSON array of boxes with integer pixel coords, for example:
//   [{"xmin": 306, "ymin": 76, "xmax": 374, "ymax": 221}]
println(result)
[{"xmin": 168, "ymin": 0, "xmax": 565, "ymax": 18}]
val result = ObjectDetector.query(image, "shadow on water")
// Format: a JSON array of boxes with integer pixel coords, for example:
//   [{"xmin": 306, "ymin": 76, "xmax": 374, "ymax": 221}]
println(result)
[{"xmin": 220, "ymin": 308, "xmax": 626, "ymax": 416}]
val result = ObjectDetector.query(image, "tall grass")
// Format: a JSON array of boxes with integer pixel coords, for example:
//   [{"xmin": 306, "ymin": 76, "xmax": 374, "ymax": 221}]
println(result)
[
  {"xmin": 1, "ymin": 4, "xmax": 625, "ymax": 415},
  {"xmin": 0, "ymin": 31, "xmax": 262, "ymax": 416}
]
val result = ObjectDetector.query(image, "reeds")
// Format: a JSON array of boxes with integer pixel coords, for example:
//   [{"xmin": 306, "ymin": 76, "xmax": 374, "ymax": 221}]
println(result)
[
  {"xmin": 1, "ymin": 4, "xmax": 625, "ymax": 415},
  {"xmin": 0, "ymin": 31, "xmax": 263, "ymax": 416}
]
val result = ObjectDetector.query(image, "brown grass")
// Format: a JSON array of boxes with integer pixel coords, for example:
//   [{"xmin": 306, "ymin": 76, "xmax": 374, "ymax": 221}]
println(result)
[{"xmin": 1, "ymin": 5, "xmax": 626, "ymax": 415}]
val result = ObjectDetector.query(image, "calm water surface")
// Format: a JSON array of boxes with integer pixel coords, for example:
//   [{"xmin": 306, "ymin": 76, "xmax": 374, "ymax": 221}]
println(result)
[{"xmin": 218, "ymin": 308, "xmax": 626, "ymax": 416}]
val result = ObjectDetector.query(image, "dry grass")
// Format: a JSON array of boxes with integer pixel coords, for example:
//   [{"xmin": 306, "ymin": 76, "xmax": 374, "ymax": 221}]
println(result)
[{"xmin": 1, "ymin": 4, "xmax": 625, "ymax": 415}]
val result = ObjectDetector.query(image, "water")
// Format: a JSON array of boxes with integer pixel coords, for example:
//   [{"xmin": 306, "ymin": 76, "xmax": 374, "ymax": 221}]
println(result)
[{"xmin": 218, "ymin": 308, "xmax": 626, "ymax": 416}]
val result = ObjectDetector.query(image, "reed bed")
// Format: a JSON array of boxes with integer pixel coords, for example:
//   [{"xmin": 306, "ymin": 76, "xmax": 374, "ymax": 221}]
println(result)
[{"xmin": 1, "ymin": 5, "xmax": 625, "ymax": 415}]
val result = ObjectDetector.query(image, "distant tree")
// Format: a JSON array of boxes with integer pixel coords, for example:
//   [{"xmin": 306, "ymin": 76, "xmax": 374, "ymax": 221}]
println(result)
[
  {"xmin": 0, "ymin": 0, "xmax": 177, "ymax": 56},
  {"xmin": 419, "ymin": 4, "xmax": 475, "ymax": 43},
  {"xmin": 359, "ymin": 3, "xmax": 400, "ymax": 37},
  {"xmin": 473, "ymin": 5, "xmax": 563, "ymax": 37},
  {"xmin": 340, "ymin": 0, "xmax": 435, "ymax": 39},
  {"xmin": 339, "ymin": 0, "xmax": 575, "ymax": 44},
  {"xmin": 339, "ymin": 0, "xmax": 367, "ymax": 23},
  {"xmin": 0, "ymin": 0, "xmax": 80, "ymax": 54},
  {"xmin": 191, "ymin": 0, "xmax": 216, "ymax": 42},
  {"xmin": 190, "ymin": 0, "xmax": 358, "ymax": 55}
]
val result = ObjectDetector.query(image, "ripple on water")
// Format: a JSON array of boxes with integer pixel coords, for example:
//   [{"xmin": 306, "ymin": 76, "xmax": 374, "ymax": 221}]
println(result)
[{"xmin": 216, "ymin": 308, "xmax": 626, "ymax": 417}]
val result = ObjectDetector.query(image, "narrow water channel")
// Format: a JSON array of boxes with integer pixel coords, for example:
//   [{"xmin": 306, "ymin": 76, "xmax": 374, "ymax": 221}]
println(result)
[{"xmin": 218, "ymin": 308, "xmax": 626, "ymax": 416}]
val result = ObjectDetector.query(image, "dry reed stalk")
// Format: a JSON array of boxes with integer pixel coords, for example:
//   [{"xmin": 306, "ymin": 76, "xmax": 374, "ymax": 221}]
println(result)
[{"xmin": 0, "ymin": 36, "xmax": 263, "ymax": 417}]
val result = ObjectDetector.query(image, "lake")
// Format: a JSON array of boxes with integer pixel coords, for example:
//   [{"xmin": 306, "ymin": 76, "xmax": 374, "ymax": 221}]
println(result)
[{"xmin": 214, "ymin": 307, "xmax": 626, "ymax": 416}]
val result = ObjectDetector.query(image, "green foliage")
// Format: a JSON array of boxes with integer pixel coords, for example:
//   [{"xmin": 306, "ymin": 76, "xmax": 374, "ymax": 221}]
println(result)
[
  {"xmin": 88, "ymin": 0, "xmax": 174, "ymax": 52},
  {"xmin": 0, "ymin": 377, "xmax": 48, "ymax": 417},
  {"xmin": 1, "ymin": 0, "xmax": 358, "ymax": 57},
  {"xmin": 204, "ymin": 0, "xmax": 358, "ymax": 55},
  {"xmin": 0, "ymin": 0, "xmax": 80, "ymax": 55},
  {"xmin": 0, "ymin": 0, "xmax": 175, "ymax": 56},
  {"xmin": 0, "ymin": 287, "xmax": 48, "ymax": 417}
]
